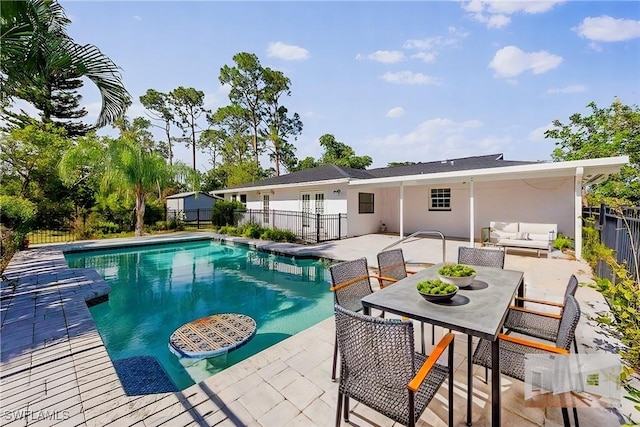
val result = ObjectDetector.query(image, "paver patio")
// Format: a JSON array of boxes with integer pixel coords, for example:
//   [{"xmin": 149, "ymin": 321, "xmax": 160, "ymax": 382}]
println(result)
[{"xmin": 0, "ymin": 233, "xmax": 634, "ymax": 426}]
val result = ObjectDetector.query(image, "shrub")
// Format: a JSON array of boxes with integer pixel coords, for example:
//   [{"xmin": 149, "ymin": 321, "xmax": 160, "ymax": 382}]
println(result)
[
  {"xmin": 219, "ymin": 225, "xmax": 239, "ymax": 236},
  {"xmin": 97, "ymin": 221, "xmax": 120, "ymax": 234},
  {"xmin": 211, "ymin": 200, "xmax": 245, "ymax": 227},
  {"xmin": 582, "ymin": 221, "xmax": 640, "ymax": 370},
  {"xmin": 144, "ymin": 201, "xmax": 165, "ymax": 225},
  {"xmin": 553, "ymin": 233, "xmax": 574, "ymax": 250},
  {"xmin": 260, "ymin": 228, "xmax": 297, "ymax": 242},
  {"xmin": 240, "ymin": 223, "xmax": 263, "ymax": 239},
  {"xmin": 0, "ymin": 195, "xmax": 37, "ymax": 253}
]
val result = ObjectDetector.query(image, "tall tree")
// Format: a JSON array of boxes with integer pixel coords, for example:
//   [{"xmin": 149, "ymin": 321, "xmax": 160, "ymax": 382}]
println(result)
[
  {"xmin": 140, "ymin": 89, "xmax": 176, "ymax": 165},
  {"xmin": 218, "ymin": 52, "xmax": 267, "ymax": 166},
  {"xmin": 545, "ymin": 99, "xmax": 640, "ymax": 204},
  {"xmin": 318, "ymin": 134, "xmax": 373, "ymax": 169},
  {"xmin": 261, "ymin": 68, "xmax": 302, "ymax": 176},
  {"xmin": 0, "ymin": 0, "xmax": 130, "ymax": 133},
  {"xmin": 169, "ymin": 87, "xmax": 207, "ymax": 171}
]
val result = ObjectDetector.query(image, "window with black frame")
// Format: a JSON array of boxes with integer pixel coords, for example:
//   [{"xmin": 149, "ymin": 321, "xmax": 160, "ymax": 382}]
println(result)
[
  {"xmin": 358, "ymin": 192, "xmax": 374, "ymax": 214},
  {"xmin": 429, "ymin": 188, "xmax": 451, "ymax": 211}
]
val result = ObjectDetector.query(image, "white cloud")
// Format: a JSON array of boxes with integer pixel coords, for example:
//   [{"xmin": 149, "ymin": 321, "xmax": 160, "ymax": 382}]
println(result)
[
  {"xmin": 267, "ymin": 42, "xmax": 310, "ymax": 61},
  {"xmin": 489, "ymin": 45, "xmax": 562, "ymax": 78},
  {"xmin": 574, "ymin": 16, "xmax": 640, "ymax": 42},
  {"xmin": 403, "ymin": 27, "xmax": 468, "ymax": 56},
  {"xmin": 133, "ymin": 16, "xmax": 142, "ymax": 21},
  {"xmin": 411, "ymin": 52, "xmax": 437, "ymax": 63},
  {"xmin": 528, "ymin": 123, "xmax": 554, "ymax": 141},
  {"xmin": 381, "ymin": 71, "xmax": 441, "ymax": 85},
  {"xmin": 357, "ymin": 50, "xmax": 406, "ymax": 63},
  {"xmin": 462, "ymin": 1, "xmax": 565, "ymax": 28},
  {"xmin": 386, "ymin": 107, "xmax": 405, "ymax": 118},
  {"xmin": 546, "ymin": 84, "xmax": 587, "ymax": 94},
  {"xmin": 587, "ymin": 42, "xmax": 603, "ymax": 52},
  {"xmin": 369, "ymin": 117, "xmax": 511, "ymax": 160}
]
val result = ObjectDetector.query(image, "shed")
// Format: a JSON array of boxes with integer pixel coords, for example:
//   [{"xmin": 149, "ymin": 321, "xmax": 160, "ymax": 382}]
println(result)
[{"xmin": 166, "ymin": 192, "xmax": 216, "ymax": 221}]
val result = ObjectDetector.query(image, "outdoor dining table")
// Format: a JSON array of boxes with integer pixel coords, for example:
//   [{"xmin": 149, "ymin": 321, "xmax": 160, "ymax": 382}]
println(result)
[{"xmin": 360, "ymin": 263, "xmax": 524, "ymax": 427}]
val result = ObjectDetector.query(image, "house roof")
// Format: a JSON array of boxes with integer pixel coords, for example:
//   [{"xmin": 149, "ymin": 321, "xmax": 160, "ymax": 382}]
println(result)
[
  {"xmin": 166, "ymin": 191, "xmax": 216, "ymax": 199},
  {"xmin": 216, "ymin": 153, "xmax": 629, "ymax": 193},
  {"xmin": 365, "ymin": 154, "xmax": 535, "ymax": 178},
  {"xmin": 222, "ymin": 164, "xmax": 374, "ymax": 191}
]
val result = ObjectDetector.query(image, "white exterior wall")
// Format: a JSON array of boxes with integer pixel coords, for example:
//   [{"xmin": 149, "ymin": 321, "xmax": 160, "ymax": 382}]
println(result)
[
  {"xmin": 225, "ymin": 176, "xmax": 575, "ymax": 240},
  {"xmin": 376, "ymin": 177, "xmax": 575, "ymax": 240},
  {"xmin": 345, "ymin": 188, "xmax": 386, "ymax": 236}
]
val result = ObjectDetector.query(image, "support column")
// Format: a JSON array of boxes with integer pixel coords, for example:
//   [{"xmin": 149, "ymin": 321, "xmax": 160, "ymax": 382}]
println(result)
[
  {"xmin": 575, "ymin": 167, "xmax": 584, "ymax": 259},
  {"xmin": 469, "ymin": 178, "xmax": 475, "ymax": 248},
  {"xmin": 399, "ymin": 184, "xmax": 405, "ymax": 238}
]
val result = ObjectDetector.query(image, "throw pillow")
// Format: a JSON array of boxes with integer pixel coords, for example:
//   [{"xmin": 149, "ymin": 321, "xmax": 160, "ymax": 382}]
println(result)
[{"xmin": 516, "ymin": 231, "xmax": 529, "ymax": 240}]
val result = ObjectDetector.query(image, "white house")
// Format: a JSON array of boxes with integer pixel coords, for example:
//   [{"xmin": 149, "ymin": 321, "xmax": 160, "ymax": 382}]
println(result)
[{"xmin": 215, "ymin": 154, "xmax": 629, "ymax": 259}]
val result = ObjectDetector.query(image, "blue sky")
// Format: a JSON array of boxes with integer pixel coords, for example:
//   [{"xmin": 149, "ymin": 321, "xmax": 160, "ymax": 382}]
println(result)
[{"xmin": 62, "ymin": 1, "xmax": 640, "ymax": 171}]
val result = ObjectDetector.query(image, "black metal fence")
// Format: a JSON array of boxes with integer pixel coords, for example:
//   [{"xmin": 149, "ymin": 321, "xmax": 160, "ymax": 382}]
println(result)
[
  {"xmin": 166, "ymin": 208, "xmax": 213, "ymax": 229},
  {"xmin": 582, "ymin": 205, "xmax": 640, "ymax": 282},
  {"xmin": 165, "ymin": 208, "xmax": 348, "ymax": 244},
  {"xmin": 234, "ymin": 209, "xmax": 347, "ymax": 244}
]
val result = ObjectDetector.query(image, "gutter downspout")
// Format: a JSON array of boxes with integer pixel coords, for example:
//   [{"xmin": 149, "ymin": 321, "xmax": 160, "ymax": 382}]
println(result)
[
  {"xmin": 575, "ymin": 167, "xmax": 584, "ymax": 259},
  {"xmin": 469, "ymin": 178, "xmax": 475, "ymax": 248},
  {"xmin": 399, "ymin": 183, "xmax": 405, "ymax": 238}
]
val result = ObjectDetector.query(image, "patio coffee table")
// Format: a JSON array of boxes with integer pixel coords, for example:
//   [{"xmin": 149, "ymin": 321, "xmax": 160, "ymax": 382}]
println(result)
[{"xmin": 361, "ymin": 263, "xmax": 524, "ymax": 427}]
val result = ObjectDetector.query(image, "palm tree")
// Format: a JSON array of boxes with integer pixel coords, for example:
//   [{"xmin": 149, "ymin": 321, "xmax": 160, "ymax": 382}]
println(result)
[
  {"xmin": 60, "ymin": 137, "xmax": 200, "ymax": 237},
  {"xmin": 1, "ymin": 0, "xmax": 130, "ymax": 130}
]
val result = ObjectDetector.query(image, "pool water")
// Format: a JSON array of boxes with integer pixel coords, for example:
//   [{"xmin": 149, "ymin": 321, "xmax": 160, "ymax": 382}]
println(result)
[{"xmin": 65, "ymin": 240, "xmax": 333, "ymax": 390}]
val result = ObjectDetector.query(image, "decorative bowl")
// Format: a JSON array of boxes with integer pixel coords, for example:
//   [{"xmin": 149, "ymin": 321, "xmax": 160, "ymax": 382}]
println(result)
[
  {"xmin": 416, "ymin": 280, "xmax": 459, "ymax": 302},
  {"xmin": 437, "ymin": 264, "xmax": 477, "ymax": 288},
  {"xmin": 437, "ymin": 274, "xmax": 476, "ymax": 288}
]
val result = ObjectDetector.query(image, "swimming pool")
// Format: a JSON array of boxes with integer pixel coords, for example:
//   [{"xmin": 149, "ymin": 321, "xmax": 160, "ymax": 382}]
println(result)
[{"xmin": 65, "ymin": 240, "xmax": 333, "ymax": 390}]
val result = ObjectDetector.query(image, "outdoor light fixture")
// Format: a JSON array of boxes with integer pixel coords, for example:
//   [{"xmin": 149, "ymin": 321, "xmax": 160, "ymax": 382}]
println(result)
[{"xmin": 333, "ymin": 189, "xmax": 341, "ymax": 194}]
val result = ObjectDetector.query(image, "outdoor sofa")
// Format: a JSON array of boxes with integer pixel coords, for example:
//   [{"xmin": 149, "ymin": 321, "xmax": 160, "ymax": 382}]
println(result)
[{"xmin": 486, "ymin": 221, "xmax": 557, "ymax": 257}]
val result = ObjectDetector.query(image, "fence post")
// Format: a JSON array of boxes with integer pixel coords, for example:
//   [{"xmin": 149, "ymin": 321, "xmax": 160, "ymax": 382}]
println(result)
[
  {"xmin": 316, "ymin": 214, "xmax": 320, "ymax": 243},
  {"xmin": 338, "ymin": 214, "xmax": 342, "ymax": 239},
  {"xmin": 196, "ymin": 209, "xmax": 200, "ymax": 229}
]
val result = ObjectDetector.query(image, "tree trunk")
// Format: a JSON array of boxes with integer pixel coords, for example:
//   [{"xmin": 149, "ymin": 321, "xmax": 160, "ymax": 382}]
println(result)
[
  {"xmin": 165, "ymin": 121, "xmax": 172, "ymax": 166},
  {"xmin": 135, "ymin": 186, "xmax": 146, "ymax": 236}
]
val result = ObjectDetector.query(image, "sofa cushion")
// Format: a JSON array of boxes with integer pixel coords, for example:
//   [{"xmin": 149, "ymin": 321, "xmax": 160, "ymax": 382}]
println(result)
[
  {"xmin": 519, "ymin": 222, "xmax": 557, "ymax": 234},
  {"xmin": 490, "ymin": 221, "xmax": 519, "ymax": 233},
  {"xmin": 528, "ymin": 232, "xmax": 551, "ymax": 242},
  {"xmin": 491, "ymin": 230, "xmax": 516, "ymax": 241}
]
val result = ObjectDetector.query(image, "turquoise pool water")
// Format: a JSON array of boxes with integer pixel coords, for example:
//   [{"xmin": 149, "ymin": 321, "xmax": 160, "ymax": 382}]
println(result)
[{"xmin": 65, "ymin": 240, "xmax": 332, "ymax": 390}]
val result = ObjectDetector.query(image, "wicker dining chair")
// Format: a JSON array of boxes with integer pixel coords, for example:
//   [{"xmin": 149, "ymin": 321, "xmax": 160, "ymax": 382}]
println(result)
[
  {"xmin": 376, "ymin": 248, "xmax": 416, "ymax": 289},
  {"xmin": 334, "ymin": 304, "xmax": 455, "ymax": 427},
  {"xmin": 504, "ymin": 275, "xmax": 580, "ymax": 352},
  {"xmin": 329, "ymin": 257, "xmax": 380, "ymax": 381},
  {"xmin": 472, "ymin": 295, "xmax": 581, "ymax": 427},
  {"xmin": 377, "ymin": 249, "xmax": 432, "ymax": 350},
  {"xmin": 457, "ymin": 246, "xmax": 505, "ymax": 269}
]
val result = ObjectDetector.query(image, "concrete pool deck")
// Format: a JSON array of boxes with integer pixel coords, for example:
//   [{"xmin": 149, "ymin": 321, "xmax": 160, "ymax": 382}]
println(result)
[{"xmin": 0, "ymin": 232, "xmax": 634, "ymax": 426}]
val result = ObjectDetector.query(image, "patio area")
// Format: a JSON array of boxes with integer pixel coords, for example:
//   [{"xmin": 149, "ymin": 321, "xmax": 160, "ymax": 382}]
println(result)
[{"xmin": 0, "ymin": 233, "xmax": 631, "ymax": 426}]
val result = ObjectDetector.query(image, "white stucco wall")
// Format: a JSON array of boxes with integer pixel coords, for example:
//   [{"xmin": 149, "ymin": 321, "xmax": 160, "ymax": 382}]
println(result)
[
  {"xmin": 225, "ymin": 176, "xmax": 576, "ymax": 240},
  {"xmin": 345, "ymin": 188, "xmax": 386, "ymax": 236},
  {"xmin": 374, "ymin": 177, "xmax": 575, "ymax": 240}
]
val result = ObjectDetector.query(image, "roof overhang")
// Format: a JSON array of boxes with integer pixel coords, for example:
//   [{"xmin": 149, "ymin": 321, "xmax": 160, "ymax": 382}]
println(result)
[
  {"xmin": 347, "ymin": 156, "xmax": 629, "ymax": 189},
  {"xmin": 215, "ymin": 177, "xmax": 351, "ymax": 194}
]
